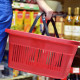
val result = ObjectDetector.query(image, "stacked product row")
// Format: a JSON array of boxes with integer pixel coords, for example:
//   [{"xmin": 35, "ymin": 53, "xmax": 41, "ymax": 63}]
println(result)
[
  {"xmin": 13, "ymin": 0, "xmax": 37, "ymax": 4},
  {"xmin": 11, "ymin": 10, "xmax": 41, "ymax": 34},
  {"xmin": 11, "ymin": 7, "xmax": 80, "ymax": 41},
  {"xmin": 64, "ymin": 7, "xmax": 80, "ymax": 41}
]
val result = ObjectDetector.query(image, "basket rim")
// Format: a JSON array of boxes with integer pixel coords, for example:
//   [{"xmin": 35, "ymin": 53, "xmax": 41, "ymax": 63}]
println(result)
[{"xmin": 5, "ymin": 29, "xmax": 80, "ymax": 46}]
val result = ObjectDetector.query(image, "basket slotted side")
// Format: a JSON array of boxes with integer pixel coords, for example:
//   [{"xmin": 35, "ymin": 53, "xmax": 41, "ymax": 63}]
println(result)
[{"xmin": 7, "ymin": 30, "xmax": 78, "ymax": 79}]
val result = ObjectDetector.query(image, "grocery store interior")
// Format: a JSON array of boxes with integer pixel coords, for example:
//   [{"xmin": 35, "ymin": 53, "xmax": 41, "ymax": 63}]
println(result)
[{"xmin": 0, "ymin": 0, "xmax": 80, "ymax": 80}]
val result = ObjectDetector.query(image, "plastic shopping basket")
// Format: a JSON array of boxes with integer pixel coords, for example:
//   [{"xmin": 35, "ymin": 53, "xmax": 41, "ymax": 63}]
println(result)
[{"xmin": 5, "ymin": 12, "xmax": 80, "ymax": 79}]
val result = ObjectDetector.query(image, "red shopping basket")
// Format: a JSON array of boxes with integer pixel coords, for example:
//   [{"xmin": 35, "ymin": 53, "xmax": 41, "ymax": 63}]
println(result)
[{"xmin": 5, "ymin": 13, "xmax": 80, "ymax": 79}]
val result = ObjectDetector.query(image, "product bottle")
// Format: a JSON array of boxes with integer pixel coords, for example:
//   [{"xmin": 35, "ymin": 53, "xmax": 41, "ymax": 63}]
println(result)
[
  {"xmin": 64, "ymin": 7, "xmax": 73, "ymax": 40},
  {"xmin": 72, "ymin": 7, "xmax": 80, "ymax": 41},
  {"xmin": 56, "ymin": 14, "xmax": 64, "ymax": 38}
]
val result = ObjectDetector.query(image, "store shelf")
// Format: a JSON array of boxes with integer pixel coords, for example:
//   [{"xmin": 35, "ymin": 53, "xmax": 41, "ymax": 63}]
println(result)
[
  {"xmin": 0, "ymin": 75, "xmax": 33, "ymax": 80},
  {"xmin": 12, "ymin": 2, "xmax": 39, "ymax": 11}
]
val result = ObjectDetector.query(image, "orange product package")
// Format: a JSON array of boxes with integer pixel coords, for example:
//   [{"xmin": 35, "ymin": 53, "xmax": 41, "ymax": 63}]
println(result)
[{"xmin": 24, "ymin": 11, "xmax": 31, "ymax": 32}]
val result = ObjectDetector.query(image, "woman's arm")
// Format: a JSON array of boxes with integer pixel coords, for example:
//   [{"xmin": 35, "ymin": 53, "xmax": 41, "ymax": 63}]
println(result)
[{"xmin": 36, "ymin": 0, "xmax": 53, "ymax": 20}]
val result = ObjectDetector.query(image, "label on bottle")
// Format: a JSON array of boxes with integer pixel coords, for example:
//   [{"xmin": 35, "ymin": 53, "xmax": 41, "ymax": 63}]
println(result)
[
  {"xmin": 64, "ymin": 25, "xmax": 72, "ymax": 35},
  {"xmin": 76, "ymin": 16, "xmax": 79, "ymax": 21},
  {"xmin": 72, "ymin": 26, "xmax": 80, "ymax": 36},
  {"xmin": 68, "ymin": 16, "xmax": 71, "ymax": 21}
]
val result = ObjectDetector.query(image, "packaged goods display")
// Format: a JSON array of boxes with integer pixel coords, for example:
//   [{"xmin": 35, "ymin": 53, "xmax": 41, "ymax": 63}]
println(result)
[
  {"xmin": 11, "ymin": 10, "xmax": 41, "ymax": 34},
  {"xmin": 11, "ymin": 7, "xmax": 80, "ymax": 41},
  {"xmin": 13, "ymin": 0, "xmax": 37, "ymax": 4},
  {"xmin": 64, "ymin": 7, "xmax": 73, "ymax": 40},
  {"xmin": 64, "ymin": 7, "xmax": 80, "ymax": 41},
  {"xmin": 11, "ymin": 10, "xmax": 40, "ymax": 33}
]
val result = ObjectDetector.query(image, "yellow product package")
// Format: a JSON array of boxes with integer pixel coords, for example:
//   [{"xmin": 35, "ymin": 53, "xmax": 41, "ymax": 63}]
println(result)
[
  {"xmin": 15, "ymin": 11, "xmax": 24, "ymax": 31},
  {"xmin": 31, "ymin": 12, "xmax": 40, "ymax": 27},
  {"xmin": 23, "ymin": 10, "xmax": 26, "ymax": 20},
  {"xmin": 35, "ymin": 17, "xmax": 43, "ymax": 35},
  {"xmin": 13, "ymin": 69, "xmax": 19, "ymax": 77},
  {"xmin": 11, "ymin": 11, "xmax": 16, "ymax": 30},
  {"xmin": 15, "ymin": 9, "xmax": 19, "ymax": 24},
  {"xmin": 24, "ymin": 11, "xmax": 31, "ymax": 32}
]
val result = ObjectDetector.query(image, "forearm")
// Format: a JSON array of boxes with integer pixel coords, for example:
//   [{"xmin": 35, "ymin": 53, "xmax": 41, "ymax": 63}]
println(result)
[
  {"xmin": 36, "ymin": 0, "xmax": 53, "ymax": 12},
  {"xmin": 36, "ymin": 0, "xmax": 53, "ymax": 20}
]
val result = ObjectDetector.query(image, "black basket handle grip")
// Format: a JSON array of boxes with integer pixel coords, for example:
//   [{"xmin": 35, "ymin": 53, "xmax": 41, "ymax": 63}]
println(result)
[
  {"xmin": 50, "ymin": 18, "xmax": 59, "ymax": 38},
  {"xmin": 29, "ymin": 12, "xmax": 59, "ymax": 38},
  {"xmin": 29, "ymin": 12, "xmax": 45, "ymax": 33},
  {"xmin": 42, "ymin": 14, "xmax": 50, "ymax": 36},
  {"xmin": 29, "ymin": 12, "xmax": 50, "ymax": 36},
  {"xmin": 42, "ymin": 17, "xmax": 59, "ymax": 38}
]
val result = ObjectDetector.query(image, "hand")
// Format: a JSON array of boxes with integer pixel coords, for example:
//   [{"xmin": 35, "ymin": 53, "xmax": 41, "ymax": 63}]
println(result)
[
  {"xmin": 37, "ymin": 0, "xmax": 53, "ymax": 20},
  {"xmin": 45, "ymin": 9, "xmax": 53, "ymax": 20}
]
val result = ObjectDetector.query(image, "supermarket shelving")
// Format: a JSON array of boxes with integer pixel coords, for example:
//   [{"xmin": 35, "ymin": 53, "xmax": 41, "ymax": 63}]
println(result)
[
  {"xmin": 12, "ymin": 2, "xmax": 39, "ymax": 11},
  {"xmin": 12, "ymin": 2, "xmax": 80, "ymax": 49},
  {"xmin": 0, "ymin": 75, "xmax": 33, "ymax": 80}
]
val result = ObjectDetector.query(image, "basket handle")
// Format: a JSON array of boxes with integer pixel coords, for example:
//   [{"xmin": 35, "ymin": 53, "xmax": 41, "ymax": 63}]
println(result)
[
  {"xmin": 29, "ymin": 12, "xmax": 44, "ymax": 33},
  {"xmin": 42, "ymin": 17, "xmax": 59, "ymax": 38},
  {"xmin": 29, "ymin": 12, "xmax": 59, "ymax": 37},
  {"xmin": 29, "ymin": 12, "xmax": 50, "ymax": 36},
  {"xmin": 42, "ymin": 14, "xmax": 50, "ymax": 36}
]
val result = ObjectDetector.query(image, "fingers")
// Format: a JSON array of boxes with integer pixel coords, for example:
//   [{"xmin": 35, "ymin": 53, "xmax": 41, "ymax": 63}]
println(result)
[
  {"xmin": 39, "ymin": 6, "xmax": 53, "ymax": 20},
  {"xmin": 36, "ymin": 0, "xmax": 54, "ymax": 20},
  {"xmin": 45, "ymin": 10, "xmax": 53, "ymax": 20}
]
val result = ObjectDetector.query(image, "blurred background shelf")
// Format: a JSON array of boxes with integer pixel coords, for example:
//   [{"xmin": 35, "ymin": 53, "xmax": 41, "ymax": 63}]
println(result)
[
  {"xmin": 12, "ymin": 2, "xmax": 39, "ymax": 11},
  {"xmin": 0, "ymin": 75, "xmax": 33, "ymax": 80}
]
